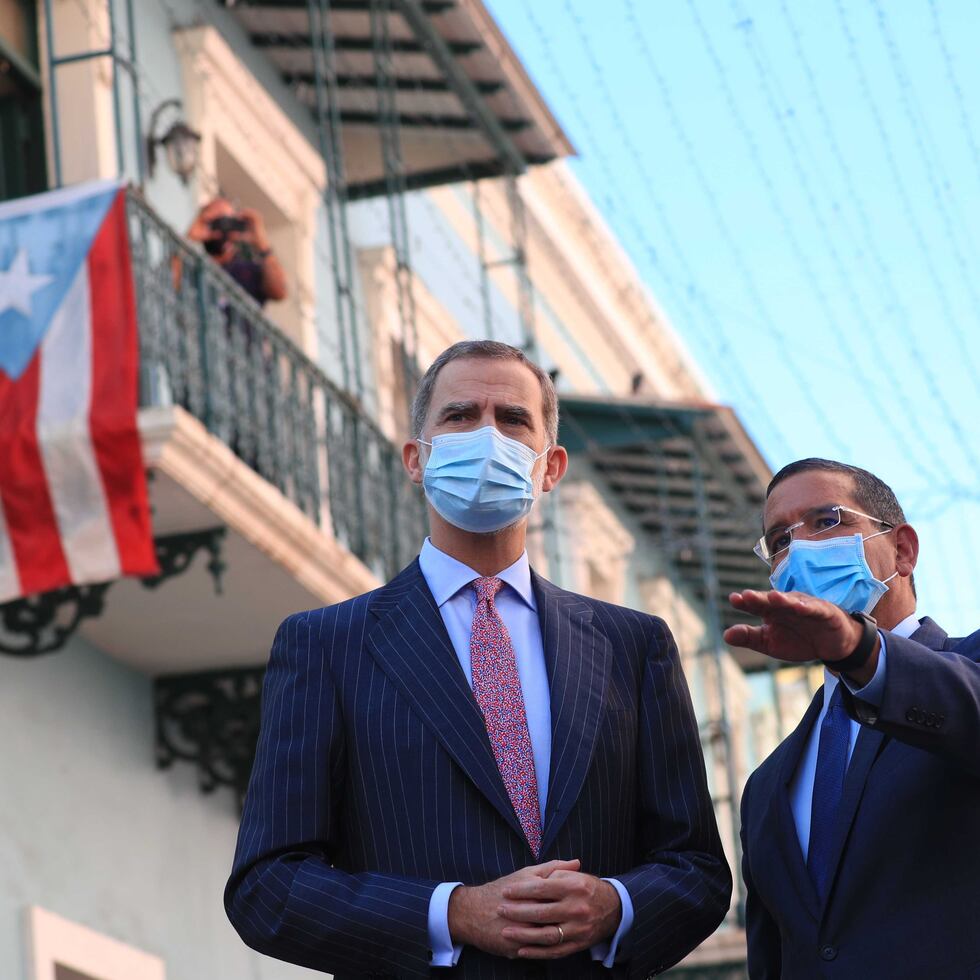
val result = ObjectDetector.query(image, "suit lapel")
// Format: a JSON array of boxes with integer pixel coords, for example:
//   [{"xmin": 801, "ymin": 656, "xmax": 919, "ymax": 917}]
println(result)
[
  {"xmin": 817, "ymin": 616, "xmax": 944, "ymax": 906},
  {"xmin": 773, "ymin": 690, "xmax": 823, "ymax": 920},
  {"xmin": 533, "ymin": 572, "xmax": 613, "ymax": 856},
  {"xmin": 909, "ymin": 616, "xmax": 949, "ymax": 650},
  {"xmin": 365, "ymin": 561, "xmax": 525, "ymax": 842}
]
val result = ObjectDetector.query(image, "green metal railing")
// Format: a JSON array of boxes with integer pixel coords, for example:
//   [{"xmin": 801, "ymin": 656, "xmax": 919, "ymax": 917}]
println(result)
[{"xmin": 127, "ymin": 190, "xmax": 426, "ymax": 582}]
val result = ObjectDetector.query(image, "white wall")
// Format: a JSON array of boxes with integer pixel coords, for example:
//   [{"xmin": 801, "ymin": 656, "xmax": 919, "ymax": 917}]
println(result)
[{"xmin": 0, "ymin": 638, "xmax": 319, "ymax": 980}]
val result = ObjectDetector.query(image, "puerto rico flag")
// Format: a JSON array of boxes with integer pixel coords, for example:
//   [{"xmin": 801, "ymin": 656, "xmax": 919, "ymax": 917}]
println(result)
[{"xmin": 0, "ymin": 180, "xmax": 158, "ymax": 603}]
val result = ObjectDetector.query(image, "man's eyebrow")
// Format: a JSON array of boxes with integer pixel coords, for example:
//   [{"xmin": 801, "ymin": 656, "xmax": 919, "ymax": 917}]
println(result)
[
  {"xmin": 496, "ymin": 404, "xmax": 533, "ymax": 420},
  {"xmin": 435, "ymin": 400, "xmax": 478, "ymax": 419}
]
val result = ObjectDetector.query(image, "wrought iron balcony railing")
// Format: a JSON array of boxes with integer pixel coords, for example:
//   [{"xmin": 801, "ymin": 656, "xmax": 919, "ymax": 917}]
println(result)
[{"xmin": 127, "ymin": 190, "xmax": 427, "ymax": 583}]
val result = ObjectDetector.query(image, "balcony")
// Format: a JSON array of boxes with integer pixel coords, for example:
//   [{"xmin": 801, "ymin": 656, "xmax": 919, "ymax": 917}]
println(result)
[
  {"xmin": 32, "ymin": 191, "xmax": 428, "ymax": 677},
  {"xmin": 129, "ymin": 189, "xmax": 426, "ymax": 579}
]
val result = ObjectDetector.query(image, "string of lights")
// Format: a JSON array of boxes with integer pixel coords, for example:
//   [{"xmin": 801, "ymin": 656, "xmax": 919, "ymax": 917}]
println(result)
[
  {"xmin": 835, "ymin": 0, "xmax": 980, "ymax": 393},
  {"xmin": 722, "ymin": 0, "xmax": 976, "ymax": 487},
  {"xmin": 928, "ymin": 0, "xmax": 980, "ymax": 201},
  {"xmin": 775, "ymin": 0, "xmax": 976, "ymax": 448},
  {"xmin": 720, "ymin": 0, "xmax": 973, "ymax": 594},
  {"xmin": 607, "ymin": 0, "xmax": 855, "ymax": 459},
  {"xmin": 870, "ymin": 0, "xmax": 980, "ymax": 267},
  {"xmin": 519, "ymin": 0, "xmax": 796, "ymax": 460},
  {"xmin": 772, "ymin": 0, "xmax": 980, "ymax": 591},
  {"xmin": 688, "ymin": 0, "xmax": 953, "ymax": 487}
]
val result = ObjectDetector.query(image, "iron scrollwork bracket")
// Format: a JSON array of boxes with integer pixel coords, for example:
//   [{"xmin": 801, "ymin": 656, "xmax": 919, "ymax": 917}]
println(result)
[
  {"xmin": 154, "ymin": 667, "xmax": 265, "ymax": 803},
  {"xmin": 0, "ymin": 583, "xmax": 113, "ymax": 657},
  {"xmin": 141, "ymin": 527, "xmax": 227, "ymax": 595},
  {"xmin": 0, "ymin": 527, "xmax": 227, "ymax": 657}
]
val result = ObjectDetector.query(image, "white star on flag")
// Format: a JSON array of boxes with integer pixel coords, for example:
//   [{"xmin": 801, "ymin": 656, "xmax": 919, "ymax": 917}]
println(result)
[{"xmin": 0, "ymin": 248, "xmax": 54, "ymax": 317}]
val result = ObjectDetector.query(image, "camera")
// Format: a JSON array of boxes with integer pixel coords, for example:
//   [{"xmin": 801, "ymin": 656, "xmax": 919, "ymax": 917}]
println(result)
[{"xmin": 209, "ymin": 215, "xmax": 249, "ymax": 234}]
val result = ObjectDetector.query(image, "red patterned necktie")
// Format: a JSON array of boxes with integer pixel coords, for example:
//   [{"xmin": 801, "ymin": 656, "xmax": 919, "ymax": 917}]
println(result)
[{"xmin": 469, "ymin": 576, "xmax": 541, "ymax": 856}]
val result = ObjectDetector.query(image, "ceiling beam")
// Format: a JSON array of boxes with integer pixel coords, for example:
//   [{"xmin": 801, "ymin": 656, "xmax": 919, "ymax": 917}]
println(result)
[
  {"xmin": 249, "ymin": 33, "xmax": 480, "ymax": 56},
  {"xmin": 338, "ymin": 110, "xmax": 529, "ymax": 131},
  {"xmin": 393, "ymin": 0, "xmax": 527, "ymax": 174},
  {"xmin": 346, "ymin": 157, "xmax": 553, "ymax": 200}
]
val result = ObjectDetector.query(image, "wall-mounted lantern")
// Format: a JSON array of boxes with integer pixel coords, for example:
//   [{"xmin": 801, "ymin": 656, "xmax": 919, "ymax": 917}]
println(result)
[{"xmin": 147, "ymin": 99, "xmax": 201, "ymax": 184}]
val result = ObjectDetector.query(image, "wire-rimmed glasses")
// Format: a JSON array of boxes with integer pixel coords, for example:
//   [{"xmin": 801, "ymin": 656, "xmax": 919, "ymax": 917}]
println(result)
[{"xmin": 753, "ymin": 504, "xmax": 894, "ymax": 564}]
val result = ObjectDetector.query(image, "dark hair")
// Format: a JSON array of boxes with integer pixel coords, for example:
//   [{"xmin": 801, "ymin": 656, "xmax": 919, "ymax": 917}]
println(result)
[
  {"xmin": 411, "ymin": 340, "xmax": 559, "ymax": 442},
  {"xmin": 766, "ymin": 458, "xmax": 906, "ymax": 526},
  {"xmin": 767, "ymin": 458, "xmax": 914, "ymax": 595}
]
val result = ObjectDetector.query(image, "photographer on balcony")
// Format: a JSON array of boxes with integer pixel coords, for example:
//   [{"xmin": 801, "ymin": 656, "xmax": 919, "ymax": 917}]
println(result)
[{"xmin": 186, "ymin": 197, "xmax": 287, "ymax": 306}]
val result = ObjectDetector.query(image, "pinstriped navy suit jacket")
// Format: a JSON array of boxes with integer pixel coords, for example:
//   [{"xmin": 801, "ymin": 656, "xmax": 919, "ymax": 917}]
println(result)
[{"xmin": 225, "ymin": 559, "xmax": 732, "ymax": 979}]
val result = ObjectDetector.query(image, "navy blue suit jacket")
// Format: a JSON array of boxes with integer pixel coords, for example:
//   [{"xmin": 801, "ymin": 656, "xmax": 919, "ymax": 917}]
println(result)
[
  {"xmin": 740, "ymin": 618, "xmax": 980, "ymax": 979},
  {"xmin": 225, "ymin": 560, "xmax": 731, "ymax": 978}
]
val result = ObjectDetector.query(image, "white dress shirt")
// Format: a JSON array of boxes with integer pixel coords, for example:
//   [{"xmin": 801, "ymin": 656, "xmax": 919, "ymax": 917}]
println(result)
[{"xmin": 418, "ymin": 539, "xmax": 633, "ymax": 968}]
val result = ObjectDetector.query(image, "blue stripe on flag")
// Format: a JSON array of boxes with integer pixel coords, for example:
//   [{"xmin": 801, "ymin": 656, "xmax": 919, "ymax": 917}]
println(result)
[{"xmin": 0, "ymin": 183, "xmax": 119, "ymax": 380}]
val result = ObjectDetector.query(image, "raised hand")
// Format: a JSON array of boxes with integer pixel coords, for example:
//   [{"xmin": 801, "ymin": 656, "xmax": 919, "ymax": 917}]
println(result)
[{"xmin": 724, "ymin": 589, "xmax": 863, "ymax": 665}]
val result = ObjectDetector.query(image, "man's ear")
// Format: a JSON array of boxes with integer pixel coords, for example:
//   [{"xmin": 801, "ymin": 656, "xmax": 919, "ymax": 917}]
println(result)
[
  {"xmin": 894, "ymin": 523, "xmax": 919, "ymax": 579},
  {"xmin": 403, "ymin": 439, "xmax": 424, "ymax": 486},
  {"xmin": 541, "ymin": 446, "xmax": 569, "ymax": 492}
]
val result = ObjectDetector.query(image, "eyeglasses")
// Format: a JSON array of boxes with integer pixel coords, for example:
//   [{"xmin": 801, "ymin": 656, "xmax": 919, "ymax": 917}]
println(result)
[{"xmin": 754, "ymin": 504, "xmax": 894, "ymax": 564}]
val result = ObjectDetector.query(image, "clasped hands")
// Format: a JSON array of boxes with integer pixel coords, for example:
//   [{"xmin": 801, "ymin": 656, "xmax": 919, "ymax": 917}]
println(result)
[{"xmin": 448, "ymin": 858, "xmax": 622, "ymax": 960}]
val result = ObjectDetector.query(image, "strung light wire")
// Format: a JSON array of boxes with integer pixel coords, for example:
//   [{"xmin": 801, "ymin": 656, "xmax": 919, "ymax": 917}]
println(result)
[
  {"xmin": 773, "ymin": 0, "xmax": 978, "ymax": 487},
  {"xmin": 520, "ymin": 0, "xmax": 795, "ymax": 461},
  {"xmin": 565, "ymin": 0, "xmax": 850, "ymax": 458},
  {"xmin": 685, "ymin": 0, "xmax": 941, "ymax": 488},
  {"xmin": 835, "ymin": 0, "xmax": 980, "ymax": 398},
  {"xmin": 928, "ymin": 0, "xmax": 980, "ymax": 204}
]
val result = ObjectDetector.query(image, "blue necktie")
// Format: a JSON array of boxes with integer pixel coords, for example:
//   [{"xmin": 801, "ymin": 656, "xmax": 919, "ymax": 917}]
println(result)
[{"xmin": 807, "ymin": 684, "xmax": 849, "ymax": 899}]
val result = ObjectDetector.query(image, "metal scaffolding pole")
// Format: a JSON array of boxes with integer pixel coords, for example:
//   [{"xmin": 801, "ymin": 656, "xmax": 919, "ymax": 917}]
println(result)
[
  {"xmin": 369, "ymin": 0, "xmax": 419, "ymax": 397},
  {"xmin": 308, "ymin": 0, "xmax": 363, "ymax": 399},
  {"xmin": 691, "ymin": 418, "xmax": 746, "ymax": 924},
  {"xmin": 471, "ymin": 174, "xmax": 537, "ymax": 354},
  {"xmin": 42, "ymin": 0, "xmax": 144, "ymax": 187},
  {"xmin": 505, "ymin": 172, "xmax": 537, "ymax": 356},
  {"xmin": 392, "ymin": 0, "xmax": 535, "ymax": 355},
  {"xmin": 472, "ymin": 179, "xmax": 494, "ymax": 339}
]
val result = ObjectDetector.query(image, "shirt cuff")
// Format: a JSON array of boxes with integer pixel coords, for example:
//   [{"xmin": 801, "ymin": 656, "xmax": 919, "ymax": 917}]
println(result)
[
  {"xmin": 841, "ymin": 630, "xmax": 888, "ymax": 706},
  {"xmin": 428, "ymin": 881, "xmax": 464, "ymax": 967},
  {"xmin": 590, "ymin": 878, "xmax": 634, "ymax": 967}
]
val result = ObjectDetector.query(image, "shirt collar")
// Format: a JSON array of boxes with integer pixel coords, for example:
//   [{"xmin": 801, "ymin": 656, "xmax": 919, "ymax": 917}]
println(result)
[
  {"xmin": 419, "ymin": 538, "xmax": 537, "ymax": 610},
  {"xmin": 890, "ymin": 612, "xmax": 921, "ymax": 639}
]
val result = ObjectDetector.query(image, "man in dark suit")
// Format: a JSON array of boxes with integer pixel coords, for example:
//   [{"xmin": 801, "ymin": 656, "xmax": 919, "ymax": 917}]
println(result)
[
  {"xmin": 727, "ymin": 458, "xmax": 980, "ymax": 979},
  {"xmin": 225, "ymin": 340, "xmax": 731, "ymax": 978}
]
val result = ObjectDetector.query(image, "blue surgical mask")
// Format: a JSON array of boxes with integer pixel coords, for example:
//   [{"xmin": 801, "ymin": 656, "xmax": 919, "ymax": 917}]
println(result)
[
  {"xmin": 418, "ymin": 426, "xmax": 549, "ymax": 534},
  {"xmin": 769, "ymin": 532, "xmax": 897, "ymax": 614}
]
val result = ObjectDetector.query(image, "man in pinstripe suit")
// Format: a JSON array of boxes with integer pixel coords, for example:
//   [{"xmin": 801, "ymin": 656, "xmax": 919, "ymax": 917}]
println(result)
[{"xmin": 226, "ymin": 341, "xmax": 732, "ymax": 978}]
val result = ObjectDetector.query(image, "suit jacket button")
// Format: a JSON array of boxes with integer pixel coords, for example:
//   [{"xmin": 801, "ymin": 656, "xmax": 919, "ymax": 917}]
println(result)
[
  {"xmin": 905, "ymin": 708, "xmax": 916, "ymax": 722},
  {"xmin": 937, "ymin": 714, "xmax": 945, "ymax": 728},
  {"xmin": 926, "ymin": 712, "xmax": 937, "ymax": 727},
  {"xmin": 820, "ymin": 944, "xmax": 838, "ymax": 961}
]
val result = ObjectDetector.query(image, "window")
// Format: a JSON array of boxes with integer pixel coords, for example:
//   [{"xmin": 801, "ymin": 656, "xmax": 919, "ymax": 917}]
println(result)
[
  {"xmin": 55, "ymin": 968, "xmax": 102, "ymax": 980},
  {"xmin": 27, "ymin": 907, "xmax": 166, "ymax": 980},
  {"xmin": 0, "ymin": 0, "xmax": 47, "ymax": 201}
]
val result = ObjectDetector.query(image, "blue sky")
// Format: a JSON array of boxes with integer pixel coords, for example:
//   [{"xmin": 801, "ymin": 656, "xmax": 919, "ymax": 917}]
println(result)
[{"xmin": 486, "ymin": 0, "xmax": 980, "ymax": 635}]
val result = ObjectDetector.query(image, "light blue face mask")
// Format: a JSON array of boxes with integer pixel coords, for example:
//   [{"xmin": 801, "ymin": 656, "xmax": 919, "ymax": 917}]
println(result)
[
  {"xmin": 418, "ymin": 425, "xmax": 549, "ymax": 534},
  {"xmin": 769, "ymin": 532, "xmax": 897, "ymax": 615}
]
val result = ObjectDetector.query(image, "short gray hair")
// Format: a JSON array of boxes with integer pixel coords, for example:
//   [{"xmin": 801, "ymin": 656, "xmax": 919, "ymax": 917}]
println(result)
[{"xmin": 411, "ymin": 341, "xmax": 559, "ymax": 443}]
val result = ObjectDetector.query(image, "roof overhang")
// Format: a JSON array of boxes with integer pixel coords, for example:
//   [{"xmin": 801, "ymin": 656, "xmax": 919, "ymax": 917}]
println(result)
[
  {"xmin": 230, "ymin": 0, "xmax": 574, "ymax": 198},
  {"xmin": 559, "ymin": 394, "xmax": 775, "ymax": 671}
]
